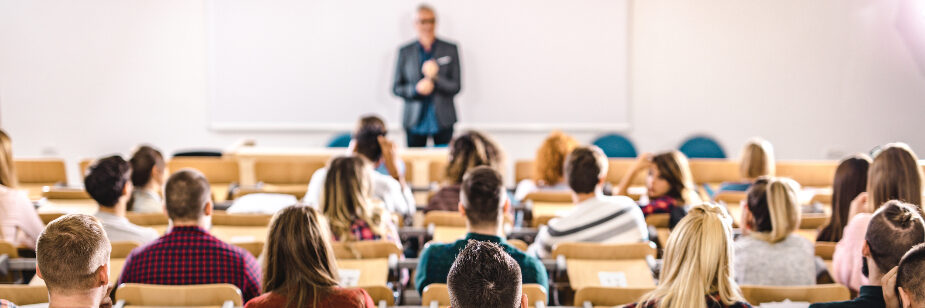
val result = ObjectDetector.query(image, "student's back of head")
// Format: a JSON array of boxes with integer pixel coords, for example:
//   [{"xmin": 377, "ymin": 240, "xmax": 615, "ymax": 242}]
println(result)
[
  {"xmin": 636, "ymin": 203, "xmax": 745, "ymax": 308},
  {"xmin": 818, "ymin": 154, "xmax": 871, "ymax": 242},
  {"xmin": 865, "ymin": 200, "xmax": 925, "ymax": 278},
  {"xmin": 649, "ymin": 151, "xmax": 700, "ymax": 205},
  {"xmin": 565, "ymin": 146, "xmax": 608, "ymax": 194},
  {"xmin": 164, "ymin": 169, "xmax": 212, "ymax": 223},
  {"xmin": 354, "ymin": 125, "xmax": 387, "ymax": 163},
  {"xmin": 262, "ymin": 205, "xmax": 342, "ymax": 306},
  {"xmin": 323, "ymin": 156, "xmax": 381, "ymax": 240},
  {"xmin": 356, "ymin": 114, "xmax": 386, "ymax": 133},
  {"xmin": 84, "ymin": 156, "xmax": 133, "ymax": 208},
  {"xmin": 0, "ymin": 129, "xmax": 17, "ymax": 188},
  {"xmin": 744, "ymin": 177, "xmax": 801, "ymax": 243},
  {"xmin": 740, "ymin": 138, "xmax": 775, "ymax": 180},
  {"xmin": 446, "ymin": 130, "xmax": 504, "ymax": 184},
  {"xmin": 37, "ymin": 214, "xmax": 111, "ymax": 302},
  {"xmin": 129, "ymin": 145, "xmax": 165, "ymax": 188},
  {"xmin": 868, "ymin": 143, "xmax": 923, "ymax": 210},
  {"xmin": 460, "ymin": 166, "xmax": 506, "ymax": 227},
  {"xmin": 448, "ymin": 240, "xmax": 524, "ymax": 308},
  {"xmin": 533, "ymin": 131, "xmax": 578, "ymax": 186},
  {"xmin": 898, "ymin": 243, "xmax": 925, "ymax": 306}
]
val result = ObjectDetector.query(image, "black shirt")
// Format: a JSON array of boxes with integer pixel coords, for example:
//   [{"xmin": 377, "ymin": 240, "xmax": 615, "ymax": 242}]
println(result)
[{"xmin": 809, "ymin": 286, "xmax": 884, "ymax": 308}]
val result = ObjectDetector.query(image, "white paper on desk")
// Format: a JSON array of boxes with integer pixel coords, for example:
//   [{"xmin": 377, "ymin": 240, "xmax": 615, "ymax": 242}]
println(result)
[
  {"xmin": 226, "ymin": 193, "xmax": 298, "ymax": 214},
  {"xmin": 339, "ymin": 269, "xmax": 361, "ymax": 287},
  {"xmin": 598, "ymin": 271, "xmax": 627, "ymax": 287},
  {"xmin": 759, "ymin": 299, "xmax": 810, "ymax": 308}
]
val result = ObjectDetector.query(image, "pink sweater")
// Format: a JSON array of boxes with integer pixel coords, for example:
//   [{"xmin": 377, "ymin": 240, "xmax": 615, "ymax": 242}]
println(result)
[
  {"xmin": 0, "ymin": 185, "xmax": 44, "ymax": 249},
  {"xmin": 832, "ymin": 213, "xmax": 871, "ymax": 291}
]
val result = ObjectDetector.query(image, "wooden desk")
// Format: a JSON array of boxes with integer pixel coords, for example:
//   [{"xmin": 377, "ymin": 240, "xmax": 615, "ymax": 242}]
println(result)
[
  {"xmin": 566, "ymin": 259, "xmax": 655, "ymax": 291},
  {"xmin": 337, "ymin": 258, "xmax": 390, "ymax": 287},
  {"xmin": 227, "ymin": 147, "xmax": 447, "ymax": 187},
  {"xmin": 210, "ymin": 226, "xmax": 268, "ymax": 243},
  {"xmin": 432, "ymin": 227, "xmax": 467, "ymax": 243}
]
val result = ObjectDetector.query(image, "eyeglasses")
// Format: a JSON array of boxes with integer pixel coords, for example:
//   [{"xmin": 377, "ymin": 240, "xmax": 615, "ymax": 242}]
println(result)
[{"xmin": 417, "ymin": 18, "xmax": 436, "ymax": 25}]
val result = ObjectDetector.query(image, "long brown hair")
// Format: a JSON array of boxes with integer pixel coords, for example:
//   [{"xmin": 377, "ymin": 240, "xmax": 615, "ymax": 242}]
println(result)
[
  {"xmin": 322, "ymin": 156, "xmax": 382, "ymax": 241},
  {"xmin": 817, "ymin": 155, "xmax": 871, "ymax": 242},
  {"xmin": 445, "ymin": 131, "xmax": 505, "ymax": 184},
  {"xmin": 651, "ymin": 151, "xmax": 701, "ymax": 205},
  {"xmin": 868, "ymin": 143, "xmax": 923, "ymax": 210},
  {"xmin": 533, "ymin": 131, "xmax": 578, "ymax": 186},
  {"xmin": 0, "ymin": 129, "xmax": 18, "ymax": 188},
  {"xmin": 262, "ymin": 205, "xmax": 343, "ymax": 307}
]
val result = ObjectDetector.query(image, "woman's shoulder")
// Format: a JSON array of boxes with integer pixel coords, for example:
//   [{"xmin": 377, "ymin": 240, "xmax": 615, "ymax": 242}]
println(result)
[
  {"xmin": 325, "ymin": 287, "xmax": 374, "ymax": 307},
  {"xmin": 244, "ymin": 292, "xmax": 284, "ymax": 308}
]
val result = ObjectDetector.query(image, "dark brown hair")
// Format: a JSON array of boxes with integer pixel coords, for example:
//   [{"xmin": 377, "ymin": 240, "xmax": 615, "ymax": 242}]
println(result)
[
  {"xmin": 817, "ymin": 155, "xmax": 871, "ymax": 242},
  {"xmin": 898, "ymin": 243, "xmax": 925, "ymax": 304},
  {"xmin": 460, "ymin": 166, "xmax": 505, "ymax": 227},
  {"xmin": 447, "ymin": 240, "xmax": 522, "ymax": 308},
  {"xmin": 84, "ymin": 155, "xmax": 132, "ymax": 208},
  {"xmin": 650, "ymin": 151, "xmax": 698, "ymax": 205},
  {"xmin": 129, "ymin": 145, "xmax": 165, "ymax": 188},
  {"xmin": 868, "ymin": 143, "xmax": 923, "ymax": 210},
  {"xmin": 164, "ymin": 169, "xmax": 211, "ymax": 221},
  {"xmin": 565, "ymin": 146, "xmax": 608, "ymax": 194},
  {"xmin": 445, "ymin": 131, "xmax": 505, "ymax": 184},
  {"xmin": 866, "ymin": 200, "xmax": 925, "ymax": 274},
  {"xmin": 356, "ymin": 115, "xmax": 386, "ymax": 133},
  {"xmin": 37, "ymin": 214, "xmax": 111, "ymax": 293},
  {"xmin": 354, "ymin": 125, "xmax": 386, "ymax": 163},
  {"xmin": 263, "ymin": 205, "xmax": 349, "ymax": 308}
]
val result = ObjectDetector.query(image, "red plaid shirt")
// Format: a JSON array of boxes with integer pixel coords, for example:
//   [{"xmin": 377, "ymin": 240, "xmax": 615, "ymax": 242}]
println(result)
[
  {"xmin": 116, "ymin": 226, "xmax": 262, "ymax": 301},
  {"xmin": 640, "ymin": 195, "xmax": 679, "ymax": 216}
]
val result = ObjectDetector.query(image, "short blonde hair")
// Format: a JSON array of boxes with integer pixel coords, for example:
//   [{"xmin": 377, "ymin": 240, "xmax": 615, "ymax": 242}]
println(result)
[
  {"xmin": 637, "ymin": 203, "xmax": 744, "ymax": 308},
  {"xmin": 745, "ymin": 177, "xmax": 802, "ymax": 243},
  {"xmin": 37, "ymin": 214, "xmax": 111, "ymax": 293},
  {"xmin": 740, "ymin": 138, "xmax": 775, "ymax": 179},
  {"xmin": 533, "ymin": 131, "xmax": 578, "ymax": 186}
]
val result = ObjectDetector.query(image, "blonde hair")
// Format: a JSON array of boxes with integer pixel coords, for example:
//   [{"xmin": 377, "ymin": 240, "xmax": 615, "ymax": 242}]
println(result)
[
  {"xmin": 322, "ymin": 156, "xmax": 384, "ymax": 241},
  {"xmin": 745, "ymin": 177, "xmax": 802, "ymax": 243},
  {"xmin": 651, "ymin": 151, "xmax": 702, "ymax": 205},
  {"xmin": 36, "ymin": 214, "xmax": 111, "ymax": 293},
  {"xmin": 740, "ymin": 138, "xmax": 775, "ymax": 180},
  {"xmin": 533, "ymin": 131, "xmax": 578, "ymax": 186},
  {"xmin": 637, "ymin": 203, "xmax": 744, "ymax": 308},
  {"xmin": 868, "ymin": 143, "xmax": 923, "ymax": 210},
  {"xmin": 0, "ymin": 129, "xmax": 18, "ymax": 188}
]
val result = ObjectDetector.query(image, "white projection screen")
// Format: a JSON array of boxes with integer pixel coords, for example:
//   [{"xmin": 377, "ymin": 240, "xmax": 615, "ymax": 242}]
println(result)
[{"xmin": 208, "ymin": 0, "xmax": 629, "ymax": 131}]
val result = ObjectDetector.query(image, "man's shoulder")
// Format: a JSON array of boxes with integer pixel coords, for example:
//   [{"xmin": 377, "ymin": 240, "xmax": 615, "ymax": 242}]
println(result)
[
  {"xmin": 435, "ymin": 38, "xmax": 458, "ymax": 48},
  {"xmin": 420, "ymin": 241, "xmax": 456, "ymax": 260}
]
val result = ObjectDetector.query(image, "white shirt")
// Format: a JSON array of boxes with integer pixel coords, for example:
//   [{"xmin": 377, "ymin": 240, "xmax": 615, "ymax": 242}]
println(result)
[
  {"xmin": 303, "ymin": 167, "xmax": 415, "ymax": 216},
  {"xmin": 130, "ymin": 189, "xmax": 163, "ymax": 214},
  {"xmin": 528, "ymin": 194, "xmax": 649, "ymax": 259},
  {"xmin": 94, "ymin": 211, "xmax": 159, "ymax": 245}
]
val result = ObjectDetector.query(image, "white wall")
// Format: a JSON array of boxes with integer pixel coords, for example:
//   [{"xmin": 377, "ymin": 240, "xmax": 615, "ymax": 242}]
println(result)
[{"xmin": 1, "ymin": 0, "xmax": 924, "ymax": 185}]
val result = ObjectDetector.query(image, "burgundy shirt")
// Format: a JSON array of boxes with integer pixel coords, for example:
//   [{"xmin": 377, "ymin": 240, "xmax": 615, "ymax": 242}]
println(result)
[
  {"xmin": 116, "ymin": 226, "xmax": 261, "ymax": 301},
  {"xmin": 245, "ymin": 289, "xmax": 375, "ymax": 308}
]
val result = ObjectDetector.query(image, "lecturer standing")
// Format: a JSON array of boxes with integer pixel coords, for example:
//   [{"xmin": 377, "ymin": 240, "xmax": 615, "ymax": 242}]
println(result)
[{"xmin": 392, "ymin": 5, "xmax": 461, "ymax": 147}]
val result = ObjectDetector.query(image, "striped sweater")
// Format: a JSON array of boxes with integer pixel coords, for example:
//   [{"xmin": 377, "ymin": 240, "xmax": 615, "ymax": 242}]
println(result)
[{"xmin": 528, "ymin": 195, "xmax": 649, "ymax": 259}]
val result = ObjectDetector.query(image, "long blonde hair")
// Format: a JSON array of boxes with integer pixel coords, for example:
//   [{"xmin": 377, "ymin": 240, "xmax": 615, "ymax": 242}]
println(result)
[
  {"xmin": 638, "ymin": 203, "xmax": 744, "ymax": 308},
  {"xmin": 533, "ymin": 131, "xmax": 578, "ymax": 186},
  {"xmin": 322, "ymin": 156, "xmax": 383, "ymax": 241},
  {"xmin": 745, "ymin": 177, "xmax": 802, "ymax": 243},
  {"xmin": 0, "ymin": 129, "xmax": 18, "ymax": 188},
  {"xmin": 740, "ymin": 138, "xmax": 775, "ymax": 180}
]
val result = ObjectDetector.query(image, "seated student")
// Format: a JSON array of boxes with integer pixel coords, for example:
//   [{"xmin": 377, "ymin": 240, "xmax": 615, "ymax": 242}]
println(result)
[
  {"xmin": 816, "ymin": 155, "xmax": 870, "ymax": 242},
  {"xmin": 117, "ymin": 169, "xmax": 261, "ymax": 301},
  {"xmin": 127, "ymin": 145, "xmax": 167, "ymax": 213},
  {"xmin": 245, "ymin": 205, "xmax": 375, "ymax": 308},
  {"xmin": 513, "ymin": 131, "xmax": 578, "ymax": 202},
  {"xmin": 625, "ymin": 204, "xmax": 751, "ymax": 308},
  {"xmin": 86, "ymin": 156, "xmax": 158, "ymax": 244},
  {"xmin": 527, "ymin": 146, "xmax": 648, "ymax": 259},
  {"xmin": 616, "ymin": 150, "xmax": 701, "ymax": 226},
  {"xmin": 0, "ymin": 129, "xmax": 43, "ymax": 250},
  {"xmin": 893, "ymin": 243, "xmax": 925, "ymax": 308},
  {"xmin": 416, "ymin": 166, "xmax": 548, "ymax": 294},
  {"xmin": 717, "ymin": 138, "xmax": 775, "ymax": 193},
  {"xmin": 349, "ymin": 115, "xmax": 408, "ymax": 178},
  {"xmin": 447, "ymin": 240, "xmax": 529, "ymax": 308},
  {"xmin": 305, "ymin": 125, "xmax": 415, "ymax": 216},
  {"xmin": 834, "ymin": 143, "xmax": 923, "ymax": 291},
  {"xmin": 426, "ymin": 130, "xmax": 505, "ymax": 212},
  {"xmin": 35, "ymin": 214, "xmax": 113, "ymax": 308},
  {"xmin": 322, "ymin": 156, "xmax": 401, "ymax": 247},
  {"xmin": 810, "ymin": 200, "xmax": 925, "ymax": 308},
  {"xmin": 734, "ymin": 177, "xmax": 815, "ymax": 286}
]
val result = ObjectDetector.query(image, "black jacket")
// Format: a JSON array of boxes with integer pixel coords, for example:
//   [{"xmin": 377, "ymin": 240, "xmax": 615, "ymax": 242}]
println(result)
[{"xmin": 392, "ymin": 38, "xmax": 461, "ymax": 129}]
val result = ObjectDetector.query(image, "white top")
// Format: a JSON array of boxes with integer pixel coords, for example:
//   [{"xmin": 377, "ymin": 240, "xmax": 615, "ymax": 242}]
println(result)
[
  {"xmin": 303, "ymin": 167, "xmax": 415, "ymax": 216},
  {"xmin": 0, "ymin": 185, "xmax": 44, "ymax": 249},
  {"xmin": 528, "ymin": 195, "xmax": 649, "ymax": 259},
  {"xmin": 513, "ymin": 179, "xmax": 570, "ymax": 202},
  {"xmin": 734, "ymin": 233, "xmax": 816, "ymax": 286},
  {"xmin": 130, "ymin": 189, "xmax": 162, "ymax": 214},
  {"xmin": 94, "ymin": 211, "xmax": 159, "ymax": 245}
]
